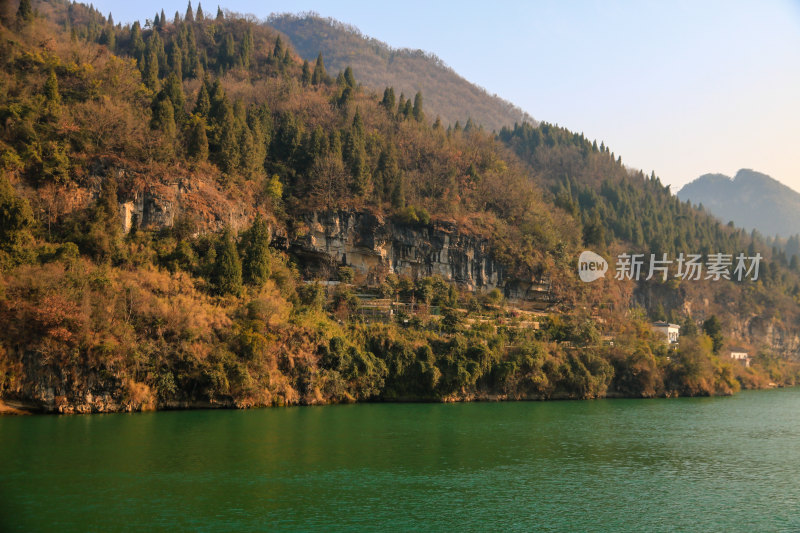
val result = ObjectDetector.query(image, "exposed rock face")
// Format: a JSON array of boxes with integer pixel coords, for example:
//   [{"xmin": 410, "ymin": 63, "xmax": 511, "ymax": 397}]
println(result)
[{"xmin": 290, "ymin": 211, "xmax": 550, "ymax": 300}]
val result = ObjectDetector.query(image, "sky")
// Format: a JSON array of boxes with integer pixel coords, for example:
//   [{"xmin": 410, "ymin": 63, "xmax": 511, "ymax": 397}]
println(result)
[{"xmin": 91, "ymin": 0, "xmax": 800, "ymax": 192}]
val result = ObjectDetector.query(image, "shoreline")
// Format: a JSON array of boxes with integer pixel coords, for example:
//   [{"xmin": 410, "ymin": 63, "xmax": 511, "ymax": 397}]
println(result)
[{"xmin": 1, "ymin": 382, "xmax": 785, "ymax": 416}]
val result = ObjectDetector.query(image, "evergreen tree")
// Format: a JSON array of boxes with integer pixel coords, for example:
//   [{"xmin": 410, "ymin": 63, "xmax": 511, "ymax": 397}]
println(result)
[
  {"xmin": 151, "ymin": 94, "xmax": 177, "ymax": 143},
  {"xmin": 144, "ymin": 48, "xmax": 159, "ymax": 89},
  {"xmin": 185, "ymin": 1, "xmax": 194, "ymax": 22},
  {"xmin": 196, "ymin": 2, "xmax": 204, "ymax": 20},
  {"xmin": 412, "ymin": 91, "xmax": 424, "ymax": 122},
  {"xmin": 218, "ymin": 34, "xmax": 236, "ymax": 71},
  {"xmin": 162, "ymin": 73, "xmax": 185, "ymax": 121},
  {"xmin": 242, "ymin": 216, "xmax": 271, "ymax": 286},
  {"xmin": 702, "ymin": 315, "xmax": 724, "ymax": 354},
  {"xmin": 193, "ymin": 83, "xmax": 210, "ymax": 116},
  {"xmin": 343, "ymin": 66, "xmax": 356, "ymax": 88},
  {"xmin": 44, "ymin": 69, "xmax": 61, "ymax": 107},
  {"xmin": 186, "ymin": 115, "xmax": 209, "ymax": 161},
  {"xmin": 169, "ymin": 44, "xmax": 182, "ymax": 79},
  {"xmin": 240, "ymin": 28, "xmax": 254, "ymax": 69},
  {"xmin": 376, "ymin": 146, "xmax": 401, "ymax": 205},
  {"xmin": 214, "ymin": 102, "xmax": 239, "ymax": 174},
  {"xmin": 301, "ymin": 60, "xmax": 311, "ymax": 86},
  {"xmin": 216, "ymin": 6, "xmax": 224, "ymax": 20},
  {"xmin": 311, "ymin": 53, "xmax": 327, "ymax": 85},
  {"xmin": 212, "ymin": 228, "xmax": 242, "ymax": 296},
  {"xmin": 381, "ymin": 87, "xmax": 395, "ymax": 112}
]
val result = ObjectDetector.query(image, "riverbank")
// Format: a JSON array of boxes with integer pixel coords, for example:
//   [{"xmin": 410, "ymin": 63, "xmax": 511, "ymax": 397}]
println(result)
[{"xmin": 1, "ymin": 379, "xmax": 788, "ymax": 416}]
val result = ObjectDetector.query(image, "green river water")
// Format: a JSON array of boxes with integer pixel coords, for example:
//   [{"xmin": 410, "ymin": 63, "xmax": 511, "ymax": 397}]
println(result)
[{"xmin": 1, "ymin": 388, "xmax": 800, "ymax": 532}]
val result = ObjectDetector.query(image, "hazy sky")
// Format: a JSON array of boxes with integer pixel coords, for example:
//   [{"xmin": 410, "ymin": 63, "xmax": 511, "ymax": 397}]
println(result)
[{"xmin": 93, "ymin": 0, "xmax": 800, "ymax": 192}]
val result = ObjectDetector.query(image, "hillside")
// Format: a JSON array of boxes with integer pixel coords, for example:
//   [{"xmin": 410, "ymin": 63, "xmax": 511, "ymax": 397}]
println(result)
[
  {"xmin": 1, "ymin": 0, "xmax": 800, "ymax": 414},
  {"xmin": 677, "ymin": 169, "xmax": 800, "ymax": 238},
  {"xmin": 268, "ymin": 13, "xmax": 534, "ymax": 132}
]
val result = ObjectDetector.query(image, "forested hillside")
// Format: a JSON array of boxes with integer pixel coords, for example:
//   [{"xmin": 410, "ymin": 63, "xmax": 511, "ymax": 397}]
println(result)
[
  {"xmin": 1, "ymin": 0, "xmax": 799, "ymax": 414},
  {"xmin": 269, "ymin": 13, "xmax": 534, "ymax": 133}
]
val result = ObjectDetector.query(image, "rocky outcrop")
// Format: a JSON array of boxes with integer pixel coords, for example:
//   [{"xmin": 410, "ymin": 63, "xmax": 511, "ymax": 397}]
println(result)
[{"xmin": 290, "ymin": 211, "xmax": 552, "ymax": 300}]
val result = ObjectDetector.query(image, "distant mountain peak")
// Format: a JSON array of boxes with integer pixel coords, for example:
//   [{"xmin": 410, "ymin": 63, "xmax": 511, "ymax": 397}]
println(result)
[{"xmin": 678, "ymin": 169, "xmax": 800, "ymax": 237}]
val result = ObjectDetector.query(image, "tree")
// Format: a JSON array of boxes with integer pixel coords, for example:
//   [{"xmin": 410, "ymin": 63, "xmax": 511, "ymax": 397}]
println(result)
[
  {"xmin": 185, "ymin": 1, "xmax": 194, "ymax": 22},
  {"xmin": 16, "ymin": 0, "xmax": 33, "ymax": 24},
  {"xmin": 213, "ymin": 228, "xmax": 242, "ymax": 296},
  {"xmin": 381, "ymin": 87, "xmax": 395, "ymax": 112},
  {"xmin": 151, "ymin": 94, "xmax": 176, "ymax": 142},
  {"xmin": 196, "ymin": 2, "xmax": 204, "ymax": 20},
  {"xmin": 194, "ymin": 83, "xmax": 210, "ymax": 116},
  {"xmin": 144, "ymin": 48, "xmax": 159, "ymax": 90},
  {"xmin": 412, "ymin": 91, "xmax": 424, "ymax": 122},
  {"xmin": 702, "ymin": 315, "xmax": 724, "ymax": 354},
  {"xmin": 0, "ymin": 176, "xmax": 35, "ymax": 269},
  {"xmin": 311, "ymin": 53, "xmax": 327, "ymax": 85},
  {"xmin": 216, "ymin": 6, "xmax": 224, "ymax": 20},
  {"xmin": 242, "ymin": 216, "xmax": 271, "ymax": 286},
  {"xmin": 44, "ymin": 69, "xmax": 61, "ymax": 110},
  {"xmin": 162, "ymin": 73, "xmax": 185, "ymax": 122},
  {"xmin": 301, "ymin": 60, "xmax": 311, "ymax": 86},
  {"xmin": 186, "ymin": 115, "xmax": 209, "ymax": 161},
  {"xmin": 343, "ymin": 66, "xmax": 356, "ymax": 88}
]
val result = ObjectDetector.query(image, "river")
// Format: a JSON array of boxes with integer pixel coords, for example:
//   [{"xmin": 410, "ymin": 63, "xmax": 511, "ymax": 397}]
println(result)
[{"xmin": 1, "ymin": 388, "xmax": 799, "ymax": 532}]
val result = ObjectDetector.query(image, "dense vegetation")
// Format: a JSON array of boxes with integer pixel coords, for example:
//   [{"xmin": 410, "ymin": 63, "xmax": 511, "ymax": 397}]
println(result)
[{"xmin": 0, "ymin": 0, "xmax": 798, "ymax": 413}]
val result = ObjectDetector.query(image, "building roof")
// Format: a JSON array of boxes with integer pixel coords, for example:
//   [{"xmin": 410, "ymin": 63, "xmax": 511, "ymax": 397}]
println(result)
[{"xmin": 652, "ymin": 321, "xmax": 680, "ymax": 329}]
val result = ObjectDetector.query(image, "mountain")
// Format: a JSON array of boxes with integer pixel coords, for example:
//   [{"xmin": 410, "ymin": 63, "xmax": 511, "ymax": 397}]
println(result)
[
  {"xmin": 268, "ymin": 13, "xmax": 534, "ymax": 132},
  {"xmin": 2, "ymin": 1, "xmax": 800, "ymax": 415},
  {"xmin": 677, "ymin": 169, "xmax": 800, "ymax": 238}
]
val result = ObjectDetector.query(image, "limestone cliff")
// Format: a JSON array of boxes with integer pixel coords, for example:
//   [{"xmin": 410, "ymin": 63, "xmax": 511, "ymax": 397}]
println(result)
[{"xmin": 290, "ymin": 211, "xmax": 553, "ymax": 301}]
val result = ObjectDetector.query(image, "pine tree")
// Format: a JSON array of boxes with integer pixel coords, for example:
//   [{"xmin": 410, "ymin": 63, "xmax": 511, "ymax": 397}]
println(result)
[
  {"xmin": 219, "ymin": 33, "xmax": 236, "ymax": 71},
  {"xmin": 343, "ymin": 66, "xmax": 356, "ymax": 88},
  {"xmin": 144, "ymin": 48, "xmax": 159, "ymax": 90},
  {"xmin": 381, "ymin": 87, "xmax": 395, "ymax": 112},
  {"xmin": 169, "ymin": 44, "xmax": 182, "ymax": 79},
  {"xmin": 196, "ymin": 2, "xmax": 204, "ymax": 21},
  {"xmin": 311, "ymin": 53, "xmax": 327, "ymax": 85},
  {"xmin": 301, "ymin": 60, "xmax": 311, "ymax": 86},
  {"xmin": 186, "ymin": 115, "xmax": 209, "ymax": 161},
  {"xmin": 193, "ymin": 83, "xmax": 210, "ymax": 116},
  {"xmin": 212, "ymin": 228, "xmax": 242, "ymax": 296},
  {"xmin": 185, "ymin": 1, "xmax": 194, "ymax": 22},
  {"xmin": 272, "ymin": 36, "xmax": 283, "ymax": 59},
  {"xmin": 44, "ymin": 69, "xmax": 61, "ymax": 107},
  {"xmin": 412, "ymin": 91, "xmax": 424, "ymax": 122},
  {"xmin": 216, "ymin": 6, "xmax": 224, "ymax": 21},
  {"xmin": 215, "ymin": 102, "xmax": 239, "ymax": 174},
  {"xmin": 151, "ymin": 94, "xmax": 176, "ymax": 143},
  {"xmin": 162, "ymin": 73, "xmax": 185, "ymax": 122},
  {"xmin": 242, "ymin": 216, "xmax": 271, "ymax": 286},
  {"xmin": 240, "ymin": 28, "xmax": 254, "ymax": 69}
]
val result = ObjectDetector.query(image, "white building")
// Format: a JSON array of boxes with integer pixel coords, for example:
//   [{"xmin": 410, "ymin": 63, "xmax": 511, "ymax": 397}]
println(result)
[
  {"xmin": 651, "ymin": 322, "xmax": 680, "ymax": 344},
  {"xmin": 730, "ymin": 351, "xmax": 751, "ymax": 367}
]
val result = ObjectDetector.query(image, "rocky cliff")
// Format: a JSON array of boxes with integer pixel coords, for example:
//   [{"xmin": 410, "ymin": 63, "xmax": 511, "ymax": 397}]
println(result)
[{"xmin": 290, "ymin": 211, "xmax": 552, "ymax": 301}]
